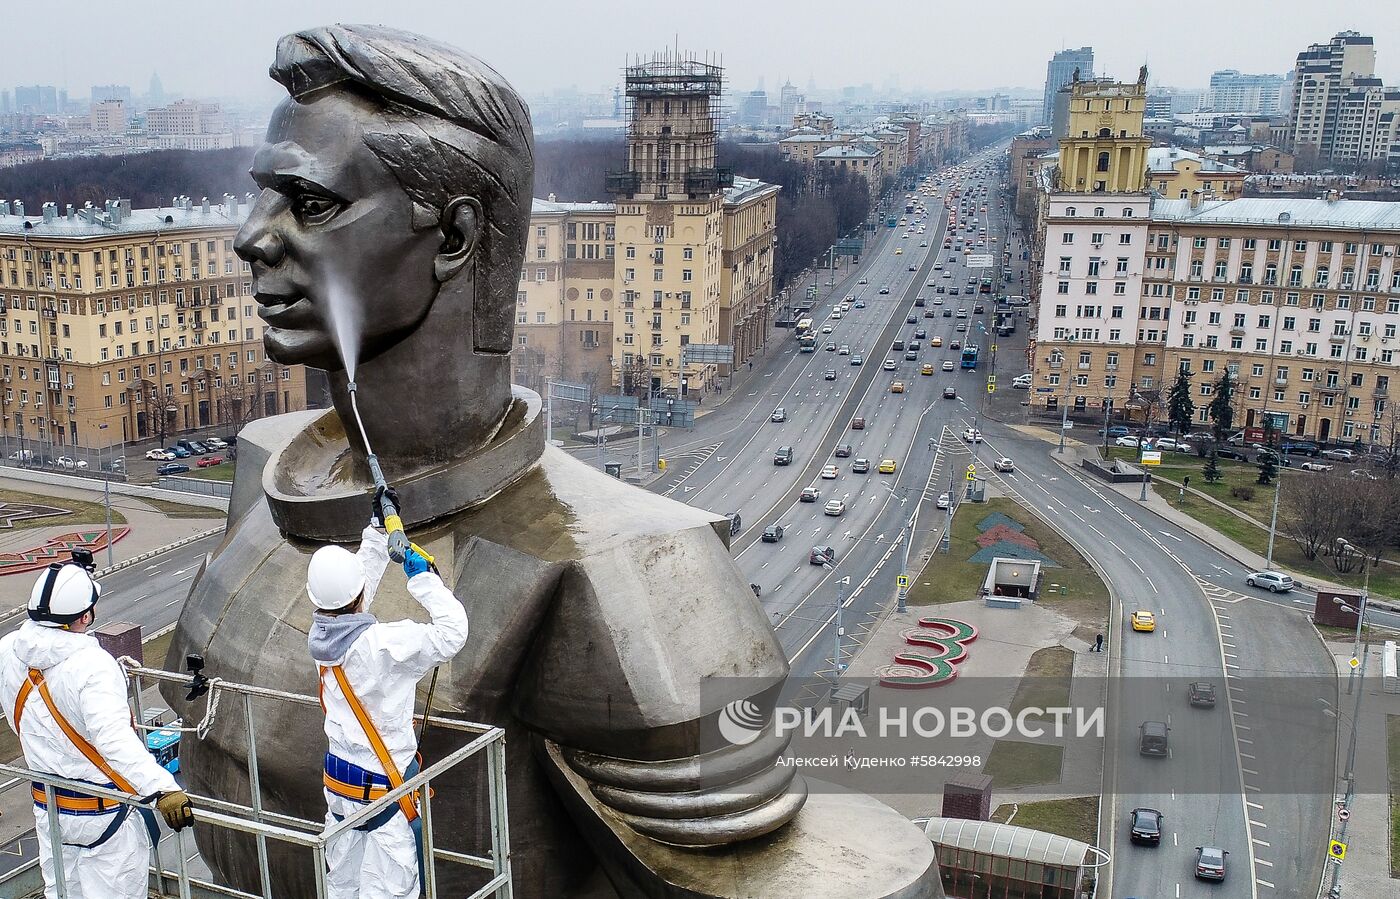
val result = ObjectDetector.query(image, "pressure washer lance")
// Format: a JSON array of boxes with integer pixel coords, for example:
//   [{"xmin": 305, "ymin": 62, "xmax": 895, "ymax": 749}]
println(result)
[{"xmin": 346, "ymin": 381, "xmax": 435, "ymax": 567}]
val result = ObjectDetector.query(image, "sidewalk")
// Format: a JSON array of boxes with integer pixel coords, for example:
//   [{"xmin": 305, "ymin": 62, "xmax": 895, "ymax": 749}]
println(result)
[{"xmin": 1321, "ymin": 642, "xmax": 1399, "ymax": 895}]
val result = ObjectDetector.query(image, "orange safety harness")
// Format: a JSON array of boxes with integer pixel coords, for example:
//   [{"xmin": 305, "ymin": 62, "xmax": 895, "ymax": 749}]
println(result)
[
  {"xmin": 14, "ymin": 668, "xmax": 136, "ymax": 812},
  {"xmin": 318, "ymin": 665, "xmax": 419, "ymax": 824}
]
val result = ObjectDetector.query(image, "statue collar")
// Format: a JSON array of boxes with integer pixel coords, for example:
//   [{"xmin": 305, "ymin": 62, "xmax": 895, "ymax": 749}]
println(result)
[{"xmin": 263, "ymin": 386, "xmax": 543, "ymax": 542}]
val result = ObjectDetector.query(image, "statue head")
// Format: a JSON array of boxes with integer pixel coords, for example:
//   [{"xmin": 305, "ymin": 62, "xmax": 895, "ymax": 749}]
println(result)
[{"xmin": 234, "ymin": 25, "xmax": 534, "ymax": 373}]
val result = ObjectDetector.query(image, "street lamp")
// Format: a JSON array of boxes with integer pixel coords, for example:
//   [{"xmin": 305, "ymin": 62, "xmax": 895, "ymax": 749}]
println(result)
[
  {"xmin": 1333, "ymin": 538, "xmax": 1372, "ymax": 696},
  {"xmin": 1056, "ymin": 337, "xmax": 1076, "ymax": 453},
  {"xmin": 821, "ymin": 567, "xmax": 851, "ymax": 686}
]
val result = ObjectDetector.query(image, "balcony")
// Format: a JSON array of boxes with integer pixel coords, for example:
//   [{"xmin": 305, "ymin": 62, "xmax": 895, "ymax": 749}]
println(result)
[
  {"xmin": 1077, "ymin": 363, "xmax": 1091, "ymax": 370},
  {"xmin": 1318, "ymin": 384, "xmax": 1344, "ymax": 395},
  {"xmin": 1229, "ymin": 327, "xmax": 1246, "ymax": 336},
  {"xmin": 1047, "ymin": 360, "xmax": 1063, "ymax": 369},
  {"xmin": 1274, "ymin": 377, "xmax": 1288, "ymax": 385},
  {"xmin": 1329, "ymin": 334, "xmax": 1347, "ymax": 344},
  {"xmin": 1105, "ymin": 363, "xmax": 1118, "ymax": 372}
]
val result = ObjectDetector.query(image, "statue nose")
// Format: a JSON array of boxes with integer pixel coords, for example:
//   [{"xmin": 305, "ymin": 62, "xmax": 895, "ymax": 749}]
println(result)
[{"xmin": 235, "ymin": 220, "xmax": 285, "ymax": 267}]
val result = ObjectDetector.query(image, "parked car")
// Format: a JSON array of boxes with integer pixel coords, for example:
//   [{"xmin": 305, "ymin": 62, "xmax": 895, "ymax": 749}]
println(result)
[
  {"xmin": 810, "ymin": 545, "xmax": 836, "ymax": 565},
  {"xmin": 852, "ymin": 458, "xmax": 871, "ymax": 473},
  {"xmin": 166, "ymin": 446, "xmax": 191, "ymax": 458},
  {"xmin": 1128, "ymin": 808, "xmax": 1163, "ymax": 846},
  {"xmin": 936, "ymin": 492, "xmax": 951, "ymax": 510},
  {"xmin": 1255, "ymin": 448, "xmax": 1291, "ymax": 468},
  {"xmin": 1115, "ymin": 436, "xmax": 1142, "ymax": 448},
  {"xmin": 54, "ymin": 456, "xmax": 88, "ymax": 471},
  {"xmin": 156, "ymin": 462, "xmax": 190, "ymax": 476},
  {"xmin": 204, "ymin": 437, "xmax": 228, "ymax": 450},
  {"xmin": 1187, "ymin": 682, "xmax": 1217, "ymax": 708},
  {"xmin": 1214, "ymin": 446, "xmax": 1250, "ymax": 463},
  {"xmin": 1100, "ymin": 426, "xmax": 1130, "ymax": 438},
  {"xmin": 1321, "ymin": 448, "xmax": 1356, "ymax": 462},
  {"xmin": 145, "ymin": 449, "xmax": 175, "ymax": 461},
  {"xmin": 1282, "ymin": 440, "xmax": 1320, "ymax": 456},
  {"xmin": 1246, "ymin": 570, "xmax": 1294, "ymax": 593},
  {"xmin": 197, "ymin": 455, "xmax": 224, "ymax": 468},
  {"xmin": 1012, "ymin": 374, "xmax": 1032, "ymax": 389},
  {"xmin": 834, "ymin": 443, "xmax": 853, "ymax": 458},
  {"xmin": 1194, "ymin": 847, "xmax": 1229, "ymax": 882},
  {"xmin": 761, "ymin": 523, "xmax": 785, "ymax": 543},
  {"xmin": 1350, "ymin": 468, "xmax": 1380, "ymax": 481},
  {"xmin": 823, "ymin": 499, "xmax": 846, "ymax": 516},
  {"xmin": 1300, "ymin": 460, "xmax": 1333, "ymax": 472}
]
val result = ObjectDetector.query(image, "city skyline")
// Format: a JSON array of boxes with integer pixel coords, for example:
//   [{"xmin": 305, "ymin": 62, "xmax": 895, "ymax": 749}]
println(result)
[{"xmin": 4, "ymin": 0, "xmax": 1396, "ymax": 103}]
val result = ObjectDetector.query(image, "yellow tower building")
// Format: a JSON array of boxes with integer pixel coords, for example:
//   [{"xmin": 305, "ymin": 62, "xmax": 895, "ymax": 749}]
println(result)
[{"xmin": 1056, "ymin": 68, "xmax": 1151, "ymax": 195}]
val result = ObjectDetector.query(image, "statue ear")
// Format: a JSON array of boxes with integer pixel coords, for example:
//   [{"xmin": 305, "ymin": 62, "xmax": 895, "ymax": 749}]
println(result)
[{"xmin": 433, "ymin": 197, "xmax": 481, "ymax": 283}]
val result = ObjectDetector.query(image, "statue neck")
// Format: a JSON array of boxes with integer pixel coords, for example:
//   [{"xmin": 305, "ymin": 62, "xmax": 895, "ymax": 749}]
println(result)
[{"xmin": 326, "ymin": 275, "xmax": 511, "ymax": 483}]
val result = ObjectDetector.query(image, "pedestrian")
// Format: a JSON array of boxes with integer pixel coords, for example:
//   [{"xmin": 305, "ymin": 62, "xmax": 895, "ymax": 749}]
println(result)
[
  {"xmin": 1093, "ymin": 633, "xmax": 1104, "ymax": 653},
  {"xmin": 0, "ymin": 553, "xmax": 195, "ymax": 899},
  {"xmin": 307, "ymin": 488, "xmax": 469, "ymax": 899}
]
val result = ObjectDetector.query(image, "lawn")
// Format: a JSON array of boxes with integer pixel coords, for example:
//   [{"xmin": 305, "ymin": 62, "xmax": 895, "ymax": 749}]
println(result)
[
  {"xmin": 991, "ymin": 795, "xmax": 1099, "ymax": 847},
  {"xmin": 983, "ymin": 740, "xmax": 1063, "ymax": 789},
  {"xmin": 906, "ymin": 497, "xmax": 1109, "ymax": 629},
  {"xmin": 1103, "ymin": 446, "xmax": 1277, "ymax": 523},
  {"xmin": 0, "ymin": 486, "xmax": 127, "ymax": 529},
  {"xmin": 183, "ymin": 462, "xmax": 235, "ymax": 482},
  {"xmin": 1389, "ymin": 714, "xmax": 1400, "ymax": 877},
  {"xmin": 1010, "ymin": 647, "xmax": 1073, "ymax": 715}
]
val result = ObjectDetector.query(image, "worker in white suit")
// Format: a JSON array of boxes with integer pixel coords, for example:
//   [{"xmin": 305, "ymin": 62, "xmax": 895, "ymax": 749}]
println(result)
[
  {"xmin": 307, "ymin": 488, "xmax": 469, "ymax": 898},
  {"xmin": 0, "ymin": 554, "xmax": 195, "ymax": 899}
]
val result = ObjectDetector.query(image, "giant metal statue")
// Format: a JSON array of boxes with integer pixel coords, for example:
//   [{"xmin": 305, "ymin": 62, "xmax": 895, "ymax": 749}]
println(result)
[{"xmin": 163, "ymin": 24, "xmax": 941, "ymax": 898}]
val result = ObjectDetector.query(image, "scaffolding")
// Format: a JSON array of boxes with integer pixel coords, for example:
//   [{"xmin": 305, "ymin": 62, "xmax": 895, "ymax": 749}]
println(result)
[
  {"xmin": 607, "ymin": 51, "xmax": 732, "ymax": 200},
  {"xmin": 0, "ymin": 662, "xmax": 512, "ymax": 899}
]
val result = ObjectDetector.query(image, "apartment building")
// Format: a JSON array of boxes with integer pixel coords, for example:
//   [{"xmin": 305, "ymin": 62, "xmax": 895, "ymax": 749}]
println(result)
[
  {"xmin": 1145, "ymin": 147, "xmax": 1247, "ymax": 200},
  {"xmin": 0, "ymin": 196, "xmax": 307, "ymax": 448},
  {"xmin": 1287, "ymin": 31, "xmax": 1400, "ymax": 169}
]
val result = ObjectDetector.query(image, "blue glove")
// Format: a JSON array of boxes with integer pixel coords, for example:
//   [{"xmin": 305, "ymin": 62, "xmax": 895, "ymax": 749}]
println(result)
[{"xmin": 403, "ymin": 547, "xmax": 430, "ymax": 579}]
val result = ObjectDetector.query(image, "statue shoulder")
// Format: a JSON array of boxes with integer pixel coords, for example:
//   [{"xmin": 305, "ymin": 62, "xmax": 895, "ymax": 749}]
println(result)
[{"xmin": 227, "ymin": 410, "xmax": 326, "ymax": 525}]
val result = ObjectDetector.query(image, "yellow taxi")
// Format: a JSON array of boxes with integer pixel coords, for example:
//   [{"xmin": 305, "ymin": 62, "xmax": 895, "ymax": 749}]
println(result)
[
  {"xmin": 1130, "ymin": 610, "xmax": 1157, "ymax": 632},
  {"xmin": 891, "ymin": 381, "xmax": 905, "ymax": 393},
  {"xmin": 931, "ymin": 336, "xmax": 943, "ymax": 347},
  {"xmin": 895, "ymin": 248, "xmax": 903, "ymax": 255},
  {"xmin": 921, "ymin": 363, "xmax": 934, "ymax": 376},
  {"xmin": 878, "ymin": 459, "xmax": 898, "ymax": 474}
]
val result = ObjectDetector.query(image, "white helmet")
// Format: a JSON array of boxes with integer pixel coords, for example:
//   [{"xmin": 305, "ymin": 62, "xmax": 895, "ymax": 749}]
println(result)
[
  {"xmin": 306, "ymin": 545, "xmax": 366, "ymax": 611},
  {"xmin": 28, "ymin": 563, "xmax": 101, "ymax": 627}
]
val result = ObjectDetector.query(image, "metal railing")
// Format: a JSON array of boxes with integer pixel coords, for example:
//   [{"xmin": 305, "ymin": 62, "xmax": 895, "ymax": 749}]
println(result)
[{"xmin": 0, "ymin": 663, "xmax": 511, "ymax": 899}]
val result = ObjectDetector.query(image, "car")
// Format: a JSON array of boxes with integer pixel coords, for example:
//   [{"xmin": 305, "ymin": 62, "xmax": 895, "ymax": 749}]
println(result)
[
  {"xmin": 800, "ymin": 486, "xmax": 820, "ymax": 503},
  {"xmin": 1115, "ymin": 435, "xmax": 1141, "ymax": 448},
  {"xmin": 857, "ymin": 277, "xmax": 868, "ymax": 285},
  {"xmin": 203, "ymin": 437, "xmax": 228, "ymax": 450},
  {"xmin": 943, "ymin": 386, "xmax": 956, "ymax": 399},
  {"xmin": 935, "ymin": 285, "xmax": 945, "ymax": 294},
  {"xmin": 834, "ymin": 443, "xmax": 853, "ymax": 459},
  {"xmin": 761, "ymin": 523, "xmax": 785, "ymax": 543},
  {"xmin": 955, "ymin": 323, "xmax": 967, "ymax": 333},
  {"xmin": 921, "ymin": 363, "xmax": 935, "ymax": 376},
  {"xmin": 1214, "ymin": 446, "xmax": 1250, "ymax": 462},
  {"xmin": 830, "ymin": 311, "xmax": 843, "ymax": 320},
  {"xmin": 942, "ymin": 360, "xmax": 955, "ymax": 372},
  {"xmin": 904, "ymin": 350, "xmax": 918, "ymax": 361},
  {"xmin": 1322, "ymin": 448, "xmax": 1356, "ymax": 462},
  {"xmin": 930, "ymin": 335, "xmax": 942, "ymax": 347},
  {"xmin": 1100, "ymin": 427, "xmax": 1130, "ymax": 440},
  {"xmin": 723, "ymin": 512, "xmax": 742, "ymax": 537},
  {"xmin": 824, "ymin": 368, "xmax": 838, "ymax": 381},
  {"xmin": 824, "ymin": 499, "xmax": 846, "ymax": 516},
  {"xmin": 165, "ymin": 446, "xmax": 191, "ymax": 458},
  {"xmin": 810, "ymin": 545, "xmax": 836, "ymax": 565},
  {"xmin": 851, "ymin": 355, "xmax": 863, "ymax": 366},
  {"xmin": 156, "ymin": 462, "xmax": 190, "ymax": 476},
  {"xmin": 879, "ymin": 286, "xmax": 890, "ymax": 294},
  {"xmin": 895, "ymin": 248, "xmax": 903, "ymax": 255},
  {"xmin": 907, "ymin": 265, "xmax": 917, "ymax": 272},
  {"xmin": 942, "ymin": 308, "xmax": 952, "ymax": 317},
  {"xmin": 54, "ymin": 456, "xmax": 89, "ymax": 471},
  {"xmin": 906, "ymin": 315, "xmax": 917, "ymax": 324},
  {"xmin": 950, "ymin": 286, "xmax": 960, "ymax": 295},
  {"xmin": 1282, "ymin": 440, "xmax": 1320, "ymax": 456},
  {"xmin": 1188, "ymin": 682, "xmax": 1217, "ymax": 708},
  {"xmin": 1157, "ymin": 438, "xmax": 1193, "ymax": 453},
  {"xmin": 1130, "ymin": 610, "xmax": 1157, "ymax": 632},
  {"xmin": 771, "ymin": 408, "xmax": 786, "ymax": 422},
  {"xmin": 838, "ymin": 344, "xmax": 851, "ymax": 355},
  {"xmin": 936, "ymin": 492, "xmax": 951, "ymax": 509},
  {"xmin": 962, "ymin": 428, "xmax": 982, "ymax": 443},
  {"xmin": 196, "ymin": 455, "xmax": 224, "ymax": 468},
  {"xmin": 1139, "ymin": 720, "xmax": 1171, "ymax": 756},
  {"xmin": 878, "ymin": 459, "xmax": 897, "ymax": 474},
  {"xmin": 883, "ymin": 359, "xmax": 898, "ymax": 371},
  {"xmin": 1012, "ymin": 374, "xmax": 1032, "ymax": 389},
  {"xmin": 1300, "ymin": 460, "xmax": 1333, "ymax": 472},
  {"xmin": 1128, "ymin": 808, "xmax": 1164, "ymax": 846},
  {"xmin": 1246, "ymin": 570, "xmax": 1294, "ymax": 593},
  {"xmin": 773, "ymin": 446, "xmax": 794, "ymax": 466},
  {"xmin": 145, "ymin": 449, "xmax": 175, "ymax": 461},
  {"xmin": 993, "ymin": 457, "xmax": 1014, "ymax": 472},
  {"xmin": 891, "ymin": 381, "xmax": 905, "ymax": 393},
  {"xmin": 914, "ymin": 297, "xmax": 926, "ymax": 307},
  {"xmin": 179, "ymin": 440, "xmax": 209, "ymax": 455},
  {"xmin": 942, "ymin": 270, "xmax": 953, "ymax": 279},
  {"xmin": 920, "ymin": 241, "xmax": 928, "ymax": 247},
  {"xmin": 852, "ymin": 458, "xmax": 871, "ymax": 473},
  {"xmin": 956, "ymin": 309, "xmax": 967, "ymax": 318},
  {"xmin": 914, "ymin": 328, "xmax": 927, "ymax": 339},
  {"xmin": 1194, "ymin": 846, "xmax": 1229, "ymax": 882},
  {"xmin": 1350, "ymin": 468, "xmax": 1380, "ymax": 481},
  {"xmin": 853, "ymin": 300, "xmax": 866, "ymax": 309},
  {"xmin": 973, "ymin": 303, "xmax": 984, "ymax": 314},
  {"xmin": 1255, "ymin": 448, "xmax": 1291, "ymax": 468},
  {"xmin": 825, "ymin": 342, "xmax": 837, "ymax": 352},
  {"xmin": 851, "ymin": 417, "xmax": 866, "ymax": 429}
]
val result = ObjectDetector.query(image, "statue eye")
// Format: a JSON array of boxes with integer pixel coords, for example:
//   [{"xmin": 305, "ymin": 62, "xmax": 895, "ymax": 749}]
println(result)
[{"xmin": 293, "ymin": 193, "xmax": 341, "ymax": 224}]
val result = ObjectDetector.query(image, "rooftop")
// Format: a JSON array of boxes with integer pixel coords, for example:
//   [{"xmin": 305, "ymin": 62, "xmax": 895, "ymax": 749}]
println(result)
[
  {"xmin": 724, "ymin": 175, "xmax": 780, "ymax": 206},
  {"xmin": 531, "ymin": 197, "xmax": 615, "ymax": 215},
  {"xmin": 1146, "ymin": 147, "xmax": 1244, "ymax": 174},
  {"xmin": 1152, "ymin": 196, "xmax": 1400, "ymax": 231},
  {"xmin": 0, "ymin": 196, "xmax": 252, "ymax": 239},
  {"xmin": 816, "ymin": 146, "xmax": 878, "ymax": 159},
  {"xmin": 923, "ymin": 817, "xmax": 1098, "ymax": 869}
]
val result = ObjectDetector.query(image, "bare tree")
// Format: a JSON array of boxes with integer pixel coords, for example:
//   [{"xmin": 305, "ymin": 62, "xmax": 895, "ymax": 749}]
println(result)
[{"xmin": 1281, "ymin": 473, "xmax": 1348, "ymax": 561}]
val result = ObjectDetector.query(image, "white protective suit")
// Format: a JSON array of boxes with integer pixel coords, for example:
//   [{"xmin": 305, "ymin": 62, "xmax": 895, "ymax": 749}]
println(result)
[
  {"xmin": 308, "ymin": 527, "xmax": 469, "ymax": 899},
  {"xmin": 0, "ymin": 621, "xmax": 180, "ymax": 899}
]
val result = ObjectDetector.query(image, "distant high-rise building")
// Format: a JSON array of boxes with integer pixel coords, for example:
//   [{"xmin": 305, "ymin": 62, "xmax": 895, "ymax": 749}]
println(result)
[
  {"xmin": 739, "ymin": 90, "xmax": 768, "ymax": 126},
  {"xmin": 148, "ymin": 71, "xmax": 165, "ymax": 105},
  {"xmin": 779, "ymin": 81, "xmax": 800, "ymax": 125},
  {"xmin": 1042, "ymin": 47, "xmax": 1094, "ymax": 125},
  {"xmin": 90, "ymin": 100, "xmax": 128, "ymax": 134},
  {"xmin": 0, "ymin": 89, "xmax": 9, "ymax": 115},
  {"xmin": 13, "ymin": 85, "xmax": 59, "ymax": 115},
  {"xmin": 91, "ymin": 84, "xmax": 133, "ymax": 105},
  {"xmin": 1287, "ymin": 31, "xmax": 1380, "ymax": 163},
  {"xmin": 1206, "ymin": 70, "xmax": 1285, "ymax": 114}
]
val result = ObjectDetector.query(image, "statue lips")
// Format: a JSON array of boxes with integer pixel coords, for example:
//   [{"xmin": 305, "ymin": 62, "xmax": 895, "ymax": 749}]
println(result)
[{"xmin": 255, "ymin": 292, "xmax": 318, "ymax": 329}]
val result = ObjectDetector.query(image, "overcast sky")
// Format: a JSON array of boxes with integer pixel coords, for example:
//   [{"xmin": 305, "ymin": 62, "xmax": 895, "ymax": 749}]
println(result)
[{"xmin": 5, "ymin": 0, "xmax": 1397, "ymax": 102}]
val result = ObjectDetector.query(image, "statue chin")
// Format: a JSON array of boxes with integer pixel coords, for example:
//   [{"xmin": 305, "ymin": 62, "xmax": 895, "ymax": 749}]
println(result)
[{"xmin": 261, "ymin": 329, "xmax": 339, "ymax": 371}]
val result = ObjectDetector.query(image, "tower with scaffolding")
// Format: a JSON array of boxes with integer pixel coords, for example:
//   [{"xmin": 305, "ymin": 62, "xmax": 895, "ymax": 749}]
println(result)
[{"xmin": 608, "ymin": 52, "xmax": 732, "ymax": 200}]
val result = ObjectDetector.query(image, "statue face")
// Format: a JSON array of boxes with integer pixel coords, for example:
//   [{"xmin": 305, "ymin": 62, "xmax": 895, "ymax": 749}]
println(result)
[{"xmin": 235, "ymin": 90, "xmax": 443, "ymax": 371}]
